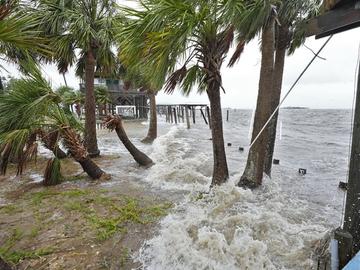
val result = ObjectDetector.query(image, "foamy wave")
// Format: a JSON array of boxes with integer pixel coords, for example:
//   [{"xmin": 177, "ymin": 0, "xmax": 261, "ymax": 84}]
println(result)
[
  {"xmin": 136, "ymin": 177, "xmax": 327, "ymax": 270},
  {"xmin": 145, "ymin": 126, "xmax": 211, "ymax": 192}
]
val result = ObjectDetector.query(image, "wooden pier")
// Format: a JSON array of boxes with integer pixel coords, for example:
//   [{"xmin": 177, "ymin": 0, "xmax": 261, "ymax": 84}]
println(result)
[{"xmin": 157, "ymin": 104, "xmax": 211, "ymax": 129}]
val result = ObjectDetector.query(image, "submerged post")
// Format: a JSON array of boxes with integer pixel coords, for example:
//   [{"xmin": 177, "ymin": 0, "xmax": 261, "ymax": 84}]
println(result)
[
  {"xmin": 192, "ymin": 107, "xmax": 196, "ymax": 124},
  {"xmin": 165, "ymin": 107, "xmax": 169, "ymax": 122},
  {"xmin": 227, "ymin": 110, "xmax": 229, "ymax": 122},
  {"xmin": 173, "ymin": 107, "xmax": 178, "ymax": 124},
  {"xmin": 185, "ymin": 105, "xmax": 190, "ymax": 129},
  {"xmin": 181, "ymin": 106, "xmax": 185, "ymax": 122},
  {"xmin": 342, "ymin": 61, "xmax": 360, "ymax": 263},
  {"xmin": 169, "ymin": 106, "xmax": 173, "ymax": 123},
  {"xmin": 200, "ymin": 108, "xmax": 208, "ymax": 125},
  {"xmin": 207, "ymin": 106, "xmax": 211, "ymax": 129}
]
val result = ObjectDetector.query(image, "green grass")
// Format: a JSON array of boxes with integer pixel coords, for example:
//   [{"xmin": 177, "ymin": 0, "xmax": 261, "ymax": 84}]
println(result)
[
  {"xmin": 30, "ymin": 189, "xmax": 90, "ymax": 206},
  {"xmin": 4, "ymin": 248, "xmax": 53, "ymax": 264},
  {"xmin": 0, "ymin": 187, "xmax": 173, "ymax": 267},
  {"xmin": 0, "ymin": 204, "xmax": 21, "ymax": 214},
  {"xmin": 0, "ymin": 228, "xmax": 53, "ymax": 265}
]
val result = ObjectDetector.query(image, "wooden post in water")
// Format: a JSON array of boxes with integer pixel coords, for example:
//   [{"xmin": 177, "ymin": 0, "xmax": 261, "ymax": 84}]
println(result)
[
  {"xmin": 206, "ymin": 106, "xmax": 211, "ymax": 129},
  {"xmin": 227, "ymin": 110, "xmax": 229, "ymax": 122},
  {"xmin": 200, "ymin": 108, "xmax": 208, "ymax": 125},
  {"xmin": 185, "ymin": 106, "xmax": 190, "ymax": 129},
  {"xmin": 173, "ymin": 107, "xmax": 178, "ymax": 124},
  {"xmin": 342, "ymin": 62, "xmax": 360, "ymax": 266},
  {"xmin": 181, "ymin": 106, "xmax": 185, "ymax": 122},
  {"xmin": 165, "ymin": 107, "xmax": 169, "ymax": 122},
  {"xmin": 169, "ymin": 106, "xmax": 173, "ymax": 123},
  {"xmin": 192, "ymin": 107, "xmax": 196, "ymax": 124}
]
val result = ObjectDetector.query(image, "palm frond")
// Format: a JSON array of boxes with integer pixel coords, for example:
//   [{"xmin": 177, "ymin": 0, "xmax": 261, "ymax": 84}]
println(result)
[{"xmin": 43, "ymin": 157, "xmax": 63, "ymax": 186}]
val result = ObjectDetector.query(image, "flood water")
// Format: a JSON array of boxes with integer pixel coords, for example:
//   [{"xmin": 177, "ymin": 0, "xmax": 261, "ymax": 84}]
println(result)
[{"xmin": 95, "ymin": 109, "xmax": 351, "ymax": 269}]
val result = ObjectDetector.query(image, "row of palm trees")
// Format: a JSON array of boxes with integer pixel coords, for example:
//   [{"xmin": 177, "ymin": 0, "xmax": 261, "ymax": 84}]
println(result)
[
  {"xmin": 0, "ymin": 0, "xmax": 321, "ymax": 190},
  {"xmin": 118, "ymin": 0, "xmax": 321, "ymax": 188},
  {"xmin": 0, "ymin": 1, "xmax": 153, "ymax": 185}
]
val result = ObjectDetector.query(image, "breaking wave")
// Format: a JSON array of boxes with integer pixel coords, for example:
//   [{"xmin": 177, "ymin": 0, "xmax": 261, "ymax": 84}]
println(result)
[{"xmin": 136, "ymin": 177, "xmax": 328, "ymax": 269}]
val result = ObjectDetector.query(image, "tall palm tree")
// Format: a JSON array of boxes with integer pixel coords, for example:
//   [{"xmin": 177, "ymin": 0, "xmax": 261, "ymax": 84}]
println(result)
[
  {"xmin": 239, "ymin": 13, "xmax": 276, "ymax": 189},
  {"xmin": 233, "ymin": 0, "xmax": 321, "ymax": 188},
  {"xmin": 120, "ymin": 65, "xmax": 162, "ymax": 144},
  {"xmin": 263, "ymin": 0, "xmax": 321, "ymax": 176},
  {"xmin": 142, "ymin": 90, "xmax": 158, "ymax": 143},
  {"xmin": 118, "ymin": 0, "xmax": 241, "ymax": 186},
  {"xmin": 34, "ymin": 0, "xmax": 119, "ymax": 157}
]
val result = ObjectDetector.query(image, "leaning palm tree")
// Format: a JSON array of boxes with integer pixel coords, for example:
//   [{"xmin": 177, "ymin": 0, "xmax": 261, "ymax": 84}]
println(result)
[
  {"xmin": 118, "ymin": 0, "xmax": 241, "ymax": 186},
  {"xmin": 34, "ymin": 0, "xmax": 119, "ymax": 157},
  {"xmin": 104, "ymin": 115, "xmax": 153, "ymax": 167},
  {"xmin": 0, "ymin": 67, "xmax": 106, "ymax": 184}
]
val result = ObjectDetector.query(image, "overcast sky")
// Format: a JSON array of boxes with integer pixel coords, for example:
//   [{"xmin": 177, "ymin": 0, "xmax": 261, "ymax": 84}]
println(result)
[{"xmin": 2, "ymin": 7, "xmax": 360, "ymax": 109}]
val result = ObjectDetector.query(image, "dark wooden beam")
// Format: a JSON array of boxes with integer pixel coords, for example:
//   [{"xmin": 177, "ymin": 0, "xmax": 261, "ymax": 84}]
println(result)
[{"xmin": 306, "ymin": 1, "xmax": 360, "ymax": 38}]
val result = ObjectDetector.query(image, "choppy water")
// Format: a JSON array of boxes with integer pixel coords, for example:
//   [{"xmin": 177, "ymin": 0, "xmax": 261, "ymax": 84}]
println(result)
[{"xmin": 90, "ymin": 109, "xmax": 353, "ymax": 269}]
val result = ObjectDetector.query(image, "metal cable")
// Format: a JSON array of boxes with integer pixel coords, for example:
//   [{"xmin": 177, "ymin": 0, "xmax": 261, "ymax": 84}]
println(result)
[{"xmin": 249, "ymin": 35, "xmax": 334, "ymax": 150}]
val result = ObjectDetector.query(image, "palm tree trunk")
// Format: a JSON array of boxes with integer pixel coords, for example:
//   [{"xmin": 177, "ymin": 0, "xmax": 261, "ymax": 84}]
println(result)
[
  {"xmin": 62, "ymin": 73, "xmax": 68, "ymax": 87},
  {"xmin": 207, "ymin": 82, "xmax": 229, "ymax": 186},
  {"xmin": 39, "ymin": 130, "xmax": 67, "ymax": 159},
  {"xmin": 104, "ymin": 115, "xmax": 153, "ymax": 167},
  {"xmin": 238, "ymin": 18, "xmax": 275, "ymax": 189},
  {"xmin": 142, "ymin": 91, "xmax": 157, "ymax": 143},
  {"xmin": 84, "ymin": 48, "xmax": 100, "ymax": 157},
  {"xmin": 61, "ymin": 126, "xmax": 105, "ymax": 179},
  {"xmin": 264, "ymin": 26, "xmax": 289, "ymax": 176}
]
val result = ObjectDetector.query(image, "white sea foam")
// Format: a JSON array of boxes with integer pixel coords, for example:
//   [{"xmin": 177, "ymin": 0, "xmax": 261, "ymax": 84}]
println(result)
[
  {"xmin": 145, "ymin": 126, "xmax": 211, "ymax": 192},
  {"xmin": 136, "ymin": 176, "xmax": 328, "ymax": 270}
]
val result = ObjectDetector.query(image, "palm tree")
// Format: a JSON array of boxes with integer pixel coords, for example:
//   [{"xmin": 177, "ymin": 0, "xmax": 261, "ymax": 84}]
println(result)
[
  {"xmin": 35, "ymin": 0, "xmax": 119, "ymax": 157},
  {"xmin": 95, "ymin": 85, "xmax": 111, "ymax": 115},
  {"xmin": 237, "ymin": 6, "xmax": 277, "ymax": 188},
  {"xmin": 142, "ymin": 90, "xmax": 158, "ymax": 143},
  {"xmin": 233, "ymin": 0, "xmax": 321, "ymax": 188},
  {"xmin": 104, "ymin": 115, "xmax": 153, "ymax": 167},
  {"xmin": 263, "ymin": 0, "xmax": 321, "ymax": 176},
  {"xmin": 120, "ymin": 65, "xmax": 161, "ymax": 144},
  {"xmin": 56, "ymin": 85, "xmax": 76, "ymax": 112},
  {"xmin": 118, "ymin": 0, "xmax": 241, "ymax": 186},
  {"xmin": 0, "ymin": 68, "xmax": 106, "ymax": 184}
]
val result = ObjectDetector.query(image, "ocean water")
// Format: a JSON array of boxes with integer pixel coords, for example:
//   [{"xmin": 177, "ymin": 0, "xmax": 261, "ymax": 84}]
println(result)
[{"xmin": 98, "ymin": 109, "xmax": 352, "ymax": 269}]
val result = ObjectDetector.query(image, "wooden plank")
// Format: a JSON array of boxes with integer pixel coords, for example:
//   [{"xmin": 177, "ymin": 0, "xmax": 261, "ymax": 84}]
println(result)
[{"xmin": 306, "ymin": 2, "xmax": 360, "ymax": 38}]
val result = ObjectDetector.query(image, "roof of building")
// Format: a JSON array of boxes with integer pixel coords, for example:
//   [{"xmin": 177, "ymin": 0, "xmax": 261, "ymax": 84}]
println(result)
[
  {"xmin": 306, "ymin": 0, "xmax": 360, "ymax": 38},
  {"xmin": 323, "ymin": 0, "xmax": 350, "ymax": 11}
]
